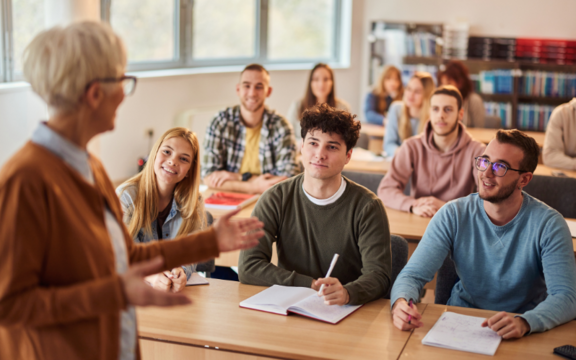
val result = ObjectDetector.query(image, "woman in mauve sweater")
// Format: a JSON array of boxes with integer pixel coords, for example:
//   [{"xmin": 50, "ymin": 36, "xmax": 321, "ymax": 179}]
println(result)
[{"xmin": 0, "ymin": 21, "xmax": 262, "ymax": 360}]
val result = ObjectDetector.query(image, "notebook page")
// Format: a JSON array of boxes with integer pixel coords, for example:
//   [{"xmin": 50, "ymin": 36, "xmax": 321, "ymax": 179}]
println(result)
[
  {"xmin": 240, "ymin": 285, "xmax": 317, "ymax": 315},
  {"xmin": 566, "ymin": 219, "xmax": 576, "ymax": 238},
  {"xmin": 422, "ymin": 312, "xmax": 501, "ymax": 356},
  {"xmin": 186, "ymin": 273, "xmax": 209, "ymax": 286},
  {"xmin": 288, "ymin": 295, "xmax": 362, "ymax": 324}
]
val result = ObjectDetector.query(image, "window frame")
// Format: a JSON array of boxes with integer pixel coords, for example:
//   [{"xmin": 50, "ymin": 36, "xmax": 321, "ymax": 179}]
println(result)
[
  {"xmin": 1, "ymin": 0, "xmax": 14, "ymax": 82},
  {"xmin": 101, "ymin": 0, "xmax": 345, "ymax": 72}
]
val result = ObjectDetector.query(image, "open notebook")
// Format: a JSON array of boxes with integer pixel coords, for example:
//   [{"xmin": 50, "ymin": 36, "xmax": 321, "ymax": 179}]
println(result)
[
  {"xmin": 422, "ymin": 312, "xmax": 502, "ymax": 356},
  {"xmin": 239, "ymin": 285, "xmax": 362, "ymax": 324}
]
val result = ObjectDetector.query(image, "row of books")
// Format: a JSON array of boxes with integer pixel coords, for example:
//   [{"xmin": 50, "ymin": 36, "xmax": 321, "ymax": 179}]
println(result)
[
  {"xmin": 484, "ymin": 102, "xmax": 513, "ymax": 128},
  {"xmin": 518, "ymin": 71, "xmax": 576, "ymax": 98},
  {"xmin": 467, "ymin": 37, "xmax": 576, "ymax": 64},
  {"xmin": 401, "ymin": 65, "xmax": 438, "ymax": 85},
  {"xmin": 405, "ymin": 32, "xmax": 438, "ymax": 57},
  {"xmin": 516, "ymin": 104, "xmax": 554, "ymax": 131},
  {"xmin": 468, "ymin": 37, "xmax": 515, "ymax": 61},
  {"xmin": 471, "ymin": 70, "xmax": 515, "ymax": 94}
]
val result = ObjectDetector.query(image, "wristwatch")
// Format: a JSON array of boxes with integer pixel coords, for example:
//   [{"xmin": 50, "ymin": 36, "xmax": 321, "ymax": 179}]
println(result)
[{"xmin": 242, "ymin": 172, "xmax": 253, "ymax": 181}]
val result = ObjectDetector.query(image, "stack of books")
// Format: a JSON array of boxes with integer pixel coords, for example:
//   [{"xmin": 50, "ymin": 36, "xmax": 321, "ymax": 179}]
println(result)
[
  {"xmin": 443, "ymin": 23, "xmax": 469, "ymax": 59},
  {"xmin": 405, "ymin": 31, "xmax": 438, "ymax": 57},
  {"xmin": 516, "ymin": 38, "xmax": 576, "ymax": 65},
  {"xmin": 519, "ymin": 71, "xmax": 576, "ymax": 98},
  {"xmin": 516, "ymin": 104, "xmax": 554, "ymax": 131},
  {"xmin": 484, "ymin": 102, "xmax": 513, "ymax": 128},
  {"xmin": 468, "ymin": 37, "xmax": 516, "ymax": 61},
  {"xmin": 477, "ymin": 70, "xmax": 514, "ymax": 94}
]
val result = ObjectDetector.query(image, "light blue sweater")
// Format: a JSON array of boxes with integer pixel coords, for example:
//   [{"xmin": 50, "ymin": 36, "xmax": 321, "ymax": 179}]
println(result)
[
  {"xmin": 383, "ymin": 101, "xmax": 420, "ymax": 157},
  {"xmin": 391, "ymin": 192, "xmax": 576, "ymax": 333}
]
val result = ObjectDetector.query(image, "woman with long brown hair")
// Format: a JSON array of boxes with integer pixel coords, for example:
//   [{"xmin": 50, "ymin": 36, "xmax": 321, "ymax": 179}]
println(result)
[
  {"xmin": 287, "ymin": 63, "xmax": 350, "ymax": 140},
  {"xmin": 117, "ymin": 127, "xmax": 206, "ymax": 293},
  {"xmin": 365, "ymin": 65, "xmax": 404, "ymax": 125},
  {"xmin": 383, "ymin": 72, "xmax": 435, "ymax": 157},
  {"xmin": 438, "ymin": 60, "xmax": 485, "ymax": 128}
]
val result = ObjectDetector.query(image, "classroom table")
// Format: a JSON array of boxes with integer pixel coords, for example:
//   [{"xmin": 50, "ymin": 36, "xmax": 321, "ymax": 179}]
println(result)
[
  {"xmin": 360, "ymin": 123, "xmax": 385, "ymax": 154},
  {"xmin": 344, "ymin": 158, "xmax": 576, "ymax": 179},
  {"xmin": 467, "ymin": 127, "xmax": 546, "ymax": 148},
  {"xmin": 357, "ymin": 125, "xmax": 546, "ymax": 149},
  {"xmin": 402, "ymin": 304, "xmax": 576, "ymax": 359},
  {"xmin": 137, "ymin": 278, "xmax": 425, "ymax": 360}
]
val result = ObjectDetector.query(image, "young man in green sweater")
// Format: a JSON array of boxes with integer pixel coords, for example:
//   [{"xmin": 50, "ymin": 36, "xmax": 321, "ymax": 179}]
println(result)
[{"xmin": 239, "ymin": 103, "xmax": 391, "ymax": 306}]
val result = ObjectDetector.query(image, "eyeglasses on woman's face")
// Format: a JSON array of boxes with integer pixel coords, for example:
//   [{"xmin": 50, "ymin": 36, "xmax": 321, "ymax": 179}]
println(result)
[
  {"xmin": 474, "ymin": 156, "xmax": 525, "ymax": 177},
  {"xmin": 85, "ymin": 76, "xmax": 137, "ymax": 96}
]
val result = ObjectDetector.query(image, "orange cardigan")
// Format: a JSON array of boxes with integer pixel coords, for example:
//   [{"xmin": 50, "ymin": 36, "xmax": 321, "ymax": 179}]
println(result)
[{"xmin": 0, "ymin": 142, "xmax": 220, "ymax": 360}]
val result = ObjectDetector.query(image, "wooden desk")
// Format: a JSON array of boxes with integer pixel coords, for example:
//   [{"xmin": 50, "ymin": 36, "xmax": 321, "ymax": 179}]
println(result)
[
  {"xmin": 344, "ymin": 159, "xmax": 390, "ymax": 175},
  {"xmin": 467, "ymin": 128, "xmax": 545, "ymax": 148},
  {"xmin": 402, "ymin": 304, "xmax": 576, "ymax": 359},
  {"xmin": 138, "ymin": 279, "xmax": 426, "ymax": 360},
  {"xmin": 534, "ymin": 163, "xmax": 576, "ymax": 178},
  {"xmin": 360, "ymin": 123, "xmax": 385, "ymax": 138}
]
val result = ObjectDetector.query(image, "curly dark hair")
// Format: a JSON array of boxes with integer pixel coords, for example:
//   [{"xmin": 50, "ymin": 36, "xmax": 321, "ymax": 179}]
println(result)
[{"xmin": 300, "ymin": 103, "xmax": 361, "ymax": 151}]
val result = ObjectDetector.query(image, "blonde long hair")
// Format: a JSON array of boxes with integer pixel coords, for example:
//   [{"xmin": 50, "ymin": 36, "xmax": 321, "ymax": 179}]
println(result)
[
  {"xmin": 120, "ymin": 127, "xmax": 206, "ymax": 239},
  {"xmin": 372, "ymin": 65, "xmax": 404, "ymax": 114},
  {"xmin": 399, "ymin": 72, "xmax": 435, "ymax": 141}
]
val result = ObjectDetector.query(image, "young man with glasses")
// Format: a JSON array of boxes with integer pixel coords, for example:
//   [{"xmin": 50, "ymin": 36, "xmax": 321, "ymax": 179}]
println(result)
[
  {"xmin": 238, "ymin": 104, "xmax": 391, "ymax": 306},
  {"xmin": 390, "ymin": 129, "xmax": 576, "ymax": 338},
  {"xmin": 378, "ymin": 85, "xmax": 486, "ymax": 217},
  {"xmin": 202, "ymin": 64, "xmax": 298, "ymax": 194}
]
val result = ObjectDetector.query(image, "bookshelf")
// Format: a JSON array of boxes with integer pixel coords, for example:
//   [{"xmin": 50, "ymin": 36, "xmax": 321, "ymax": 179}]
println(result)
[{"xmin": 369, "ymin": 21, "xmax": 576, "ymax": 133}]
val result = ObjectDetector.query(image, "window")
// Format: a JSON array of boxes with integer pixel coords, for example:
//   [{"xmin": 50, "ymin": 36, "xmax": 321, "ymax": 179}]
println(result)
[
  {"xmin": 1, "ymin": 0, "xmax": 47, "ymax": 81},
  {"xmin": 102, "ymin": 0, "xmax": 346, "ymax": 72}
]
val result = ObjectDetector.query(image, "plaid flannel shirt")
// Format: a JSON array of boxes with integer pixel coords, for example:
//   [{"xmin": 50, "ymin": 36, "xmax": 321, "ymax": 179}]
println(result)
[{"xmin": 202, "ymin": 105, "xmax": 298, "ymax": 178}]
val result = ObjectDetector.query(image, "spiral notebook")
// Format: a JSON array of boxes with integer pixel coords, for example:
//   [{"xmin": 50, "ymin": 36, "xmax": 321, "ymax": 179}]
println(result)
[{"xmin": 239, "ymin": 285, "xmax": 362, "ymax": 324}]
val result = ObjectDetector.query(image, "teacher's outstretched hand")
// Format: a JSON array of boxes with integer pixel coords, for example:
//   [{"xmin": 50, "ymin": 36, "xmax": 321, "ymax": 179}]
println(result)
[{"xmin": 213, "ymin": 209, "xmax": 264, "ymax": 252}]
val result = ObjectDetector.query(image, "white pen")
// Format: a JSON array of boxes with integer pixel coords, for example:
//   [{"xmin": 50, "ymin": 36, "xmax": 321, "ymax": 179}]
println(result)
[{"xmin": 318, "ymin": 254, "xmax": 339, "ymax": 295}]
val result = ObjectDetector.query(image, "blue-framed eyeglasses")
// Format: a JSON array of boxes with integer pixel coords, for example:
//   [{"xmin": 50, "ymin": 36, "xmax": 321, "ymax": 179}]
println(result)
[{"xmin": 474, "ymin": 156, "xmax": 526, "ymax": 177}]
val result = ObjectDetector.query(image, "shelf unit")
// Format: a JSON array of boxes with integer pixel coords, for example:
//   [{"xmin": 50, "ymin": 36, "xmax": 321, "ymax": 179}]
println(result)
[{"xmin": 402, "ymin": 56, "xmax": 576, "ymax": 131}]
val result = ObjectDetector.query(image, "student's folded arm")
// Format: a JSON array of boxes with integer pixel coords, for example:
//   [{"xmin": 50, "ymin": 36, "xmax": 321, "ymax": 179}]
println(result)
[
  {"xmin": 518, "ymin": 216, "xmax": 576, "ymax": 333},
  {"xmin": 542, "ymin": 111, "xmax": 576, "ymax": 170},
  {"xmin": 377, "ymin": 144, "xmax": 416, "ymax": 212},
  {"xmin": 0, "ymin": 177, "xmax": 127, "ymax": 327},
  {"xmin": 209, "ymin": 179, "xmax": 256, "ymax": 194},
  {"xmin": 343, "ymin": 199, "xmax": 392, "ymax": 305},
  {"xmin": 272, "ymin": 118, "xmax": 299, "ymax": 177},
  {"xmin": 238, "ymin": 190, "xmax": 314, "ymax": 287},
  {"xmin": 390, "ymin": 204, "xmax": 455, "ymax": 308}
]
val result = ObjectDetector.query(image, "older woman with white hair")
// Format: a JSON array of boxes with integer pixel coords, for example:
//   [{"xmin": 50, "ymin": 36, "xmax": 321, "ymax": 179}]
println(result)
[{"xmin": 0, "ymin": 21, "xmax": 263, "ymax": 360}]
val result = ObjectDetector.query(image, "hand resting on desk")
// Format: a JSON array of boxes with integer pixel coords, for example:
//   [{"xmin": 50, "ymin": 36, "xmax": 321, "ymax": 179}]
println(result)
[
  {"xmin": 481, "ymin": 311, "xmax": 531, "ymax": 339},
  {"xmin": 391, "ymin": 298, "xmax": 423, "ymax": 330},
  {"xmin": 411, "ymin": 196, "xmax": 446, "ymax": 218}
]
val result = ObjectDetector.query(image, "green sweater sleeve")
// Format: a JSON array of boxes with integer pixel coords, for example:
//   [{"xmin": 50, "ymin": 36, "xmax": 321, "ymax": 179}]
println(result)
[
  {"xmin": 238, "ymin": 188, "xmax": 314, "ymax": 288},
  {"xmin": 343, "ymin": 199, "xmax": 392, "ymax": 305}
]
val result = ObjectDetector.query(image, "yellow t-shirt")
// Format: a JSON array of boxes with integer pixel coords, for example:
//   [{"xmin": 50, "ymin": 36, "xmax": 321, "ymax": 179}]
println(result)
[{"xmin": 239, "ymin": 123, "xmax": 262, "ymax": 175}]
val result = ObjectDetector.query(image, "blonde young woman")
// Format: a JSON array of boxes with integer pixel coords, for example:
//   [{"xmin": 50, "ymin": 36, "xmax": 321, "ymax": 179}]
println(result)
[
  {"xmin": 364, "ymin": 65, "xmax": 404, "ymax": 125},
  {"xmin": 0, "ymin": 21, "xmax": 263, "ymax": 360},
  {"xmin": 383, "ymin": 72, "xmax": 435, "ymax": 157},
  {"xmin": 117, "ymin": 128, "xmax": 206, "ymax": 293}
]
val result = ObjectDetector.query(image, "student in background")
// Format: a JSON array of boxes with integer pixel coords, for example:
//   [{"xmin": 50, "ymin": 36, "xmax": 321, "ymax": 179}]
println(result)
[
  {"xmin": 364, "ymin": 65, "xmax": 404, "ymax": 125},
  {"xmin": 378, "ymin": 86, "xmax": 485, "ymax": 217},
  {"xmin": 438, "ymin": 60, "xmax": 485, "ymax": 128},
  {"xmin": 202, "ymin": 64, "xmax": 298, "ymax": 194},
  {"xmin": 0, "ymin": 21, "xmax": 263, "ymax": 360},
  {"xmin": 542, "ymin": 98, "xmax": 576, "ymax": 170},
  {"xmin": 391, "ymin": 130, "xmax": 576, "ymax": 338},
  {"xmin": 239, "ymin": 104, "xmax": 391, "ymax": 306},
  {"xmin": 117, "ymin": 128, "xmax": 207, "ymax": 293},
  {"xmin": 286, "ymin": 63, "xmax": 350, "ymax": 141},
  {"xmin": 384, "ymin": 72, "xmax": 435, "ymax": 158}
]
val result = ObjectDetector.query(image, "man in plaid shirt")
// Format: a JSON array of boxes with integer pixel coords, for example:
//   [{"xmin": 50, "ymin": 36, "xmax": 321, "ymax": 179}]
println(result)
[{"xmin": 202, "ymin": 64, "xmax": 298, "ymax": 194}]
